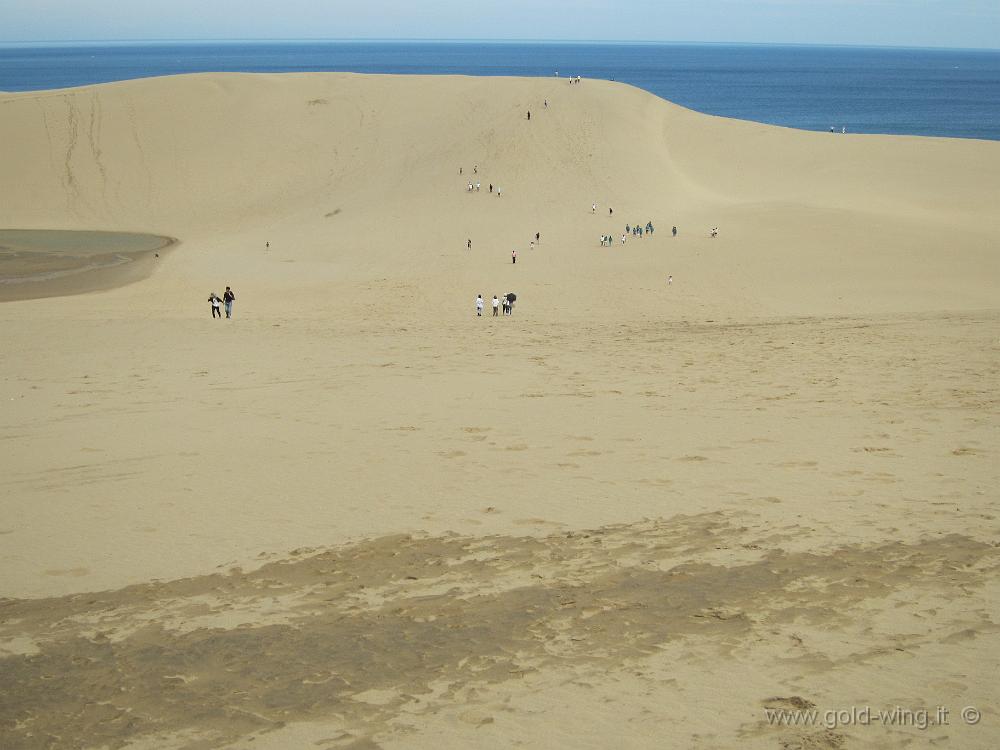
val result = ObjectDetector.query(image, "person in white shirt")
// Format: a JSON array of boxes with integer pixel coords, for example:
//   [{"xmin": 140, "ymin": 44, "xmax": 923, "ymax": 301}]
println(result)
[
  {"xmin": 492, "ymin": 295, "xmax": 500, "ymax": 316},
  {"xmin": 476, "ymin": 295, "xmax": 484, "ymax": 316}
]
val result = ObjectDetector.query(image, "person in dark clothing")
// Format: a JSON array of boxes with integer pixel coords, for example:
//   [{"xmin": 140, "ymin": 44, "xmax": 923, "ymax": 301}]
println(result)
[
  {"xmin": 223, "ymin": 286, "xmax": 236, "ymax": 318},
  {"xmin": 672, "ymin": 226, "xmax": 677, "ymax": 237}
]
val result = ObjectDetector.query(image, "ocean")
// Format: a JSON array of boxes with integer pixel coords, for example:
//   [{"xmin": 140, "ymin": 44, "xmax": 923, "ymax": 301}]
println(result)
[{"xmin": 2, "ymin": 41, "xmax": 999, "ymax": 141}]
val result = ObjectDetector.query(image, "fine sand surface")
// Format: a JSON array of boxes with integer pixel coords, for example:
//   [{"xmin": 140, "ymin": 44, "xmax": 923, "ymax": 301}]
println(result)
[{"xmin": 1, "ymin": 73, "xmax": 998, "ymax": 749}]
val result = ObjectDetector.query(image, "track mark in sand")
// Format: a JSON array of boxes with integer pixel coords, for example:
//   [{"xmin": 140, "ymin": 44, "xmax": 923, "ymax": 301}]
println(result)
[
  {"xmin": 2, "ymin": 516, "xmax": 994, "ymax": 749},
  {"xmin": 307, "ymin": 98, "xmax": 329, "ymax": 106},
  {"xmin": 35, "ymin": 99, "xmax": 60, "ymax": 189},
  {"xmin": 87, "ymin": 91, "xmax": 109, "ymax": 208},
  {"xmin": 774, "ymin": 460, "xmax": 819, "ymax": 469},
  {"xmin": 951, "ymin": 447, "xmax": 979, "ymax": 456},
  {"xmin": 124, "ymin": 95, "xmax": 153, "ymax": 201},
  {"xmin": 42, "ymin": 567, "xmax": 90, "ymax": 578},
  {"xmin": 325, "ymin": 208, "xmax": 342, "ymax": 218},
  {"xmin": 60, "ymin": 94, "xmax": 83, "ymax": 214},
  {"xmin": 676, "ymin": 455, "xmax": 709, "ymax": 462}
]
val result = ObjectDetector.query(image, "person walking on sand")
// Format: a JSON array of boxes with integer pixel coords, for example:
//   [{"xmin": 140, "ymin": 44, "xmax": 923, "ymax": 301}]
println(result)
[
  {"xmin": 223, "ymin": 286, "xmax": 236, "ymax": 319},
  {"xmin": 527, "ymin": 111, "xmax": 531, "ymax": 120},
  {"xmin": 476, "ymin": 294, "xmax": 484, "ymax": 316},
  {"xmin": 621, "ymin": 233, "xmax": 627, "ymax": 245},
  {"xmin": 489, "ymin": 183, "xmax": 493, "ymax": 194},
  {"xmin": 672, "ymin": 226, "xmax": 677, "ymax": 237},
  {"xmin": 492, "ymin": 295, "xmax": 500, "ymax": 316},
  {"xmin": 668, "ymin": 275, "xmax": 673, "ymax": 285},
  {"xmin": 592, "ymin": 202, "xmax": 597, "ymax": 214},
  {"xmin": 512, "ymin": 249, "xmax": 517, "ymax": 264},
  {"xmin": 535, "ymin": 232, "xmax": 540, "ymax": 244},
  {"xmin": 208, "ymin": 292, "xmax": 222, "ymax": 319},
  {"xmin": 467, "ymin": 238, "xmax": 472, "ymax": 250}
]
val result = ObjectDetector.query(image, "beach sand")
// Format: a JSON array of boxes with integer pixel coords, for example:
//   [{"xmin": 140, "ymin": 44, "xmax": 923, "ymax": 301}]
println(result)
[{"xmin": 0, "ymin": 73, "xmax": 998, "ymax": 749}]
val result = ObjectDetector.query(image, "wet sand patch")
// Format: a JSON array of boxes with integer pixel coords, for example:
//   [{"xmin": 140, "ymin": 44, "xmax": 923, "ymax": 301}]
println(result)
[{"xmin": 0, "ymin": 229, "xmax": 175, "ymax": 301}]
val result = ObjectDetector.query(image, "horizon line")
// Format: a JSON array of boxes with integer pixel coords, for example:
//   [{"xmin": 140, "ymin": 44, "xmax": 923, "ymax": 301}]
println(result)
[{"xmin": 1, "ymin": 37, "xmax": 998, "ymax": 53}]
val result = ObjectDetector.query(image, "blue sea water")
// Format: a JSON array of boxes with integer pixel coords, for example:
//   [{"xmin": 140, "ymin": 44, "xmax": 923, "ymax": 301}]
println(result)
[{"xmin": 2, "ymin": 41, "xmax": 999, "ymax": 141}]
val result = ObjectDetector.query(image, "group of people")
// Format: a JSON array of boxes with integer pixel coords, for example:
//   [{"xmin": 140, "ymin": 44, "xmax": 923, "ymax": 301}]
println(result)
[
  {"xmin": 599, "ymin": 220, "xmax": 658, "ymax": 246},
  {"xmin": 462, "ymin": 165, "xmax": 502, "ymax": 198},
  {"xmin": 207, "ymin": 287, "xmax": 236, "ymax": 319},
  {"xmin": 476, "ymin": 293, "xmax": 517, "ymax": 316}
]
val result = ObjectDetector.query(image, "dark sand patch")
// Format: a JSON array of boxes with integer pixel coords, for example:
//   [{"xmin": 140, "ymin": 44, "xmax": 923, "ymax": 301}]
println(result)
[
  {"xmin": 0, "ymin": 229, "xmax": 175, "ymax": 302},
  {"xmin": 0, "ymin": 514, "xmax": 995, "ymax": 749}
]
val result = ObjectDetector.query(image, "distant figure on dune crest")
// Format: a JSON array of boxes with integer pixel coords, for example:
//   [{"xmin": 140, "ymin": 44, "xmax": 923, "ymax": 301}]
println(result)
[
  {"xmin": 672, "ymin": 226, "xmax": 677, "ymax": 237},
  {"xmin": 208, "ymin": 292, "xmax": 222, "ymax": 319},
  {"xmin": 223, "ymin": 286, "xmax": 236, "ymax": 319},
  {"xmin": 476, "ymin": 294, "xmax": 484, "ymax": 316}
]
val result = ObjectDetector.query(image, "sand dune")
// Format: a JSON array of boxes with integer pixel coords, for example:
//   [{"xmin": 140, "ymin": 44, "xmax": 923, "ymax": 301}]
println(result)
[{"xmin": 1, "ymin": 73, "xmax": 998, "ymax": 749}]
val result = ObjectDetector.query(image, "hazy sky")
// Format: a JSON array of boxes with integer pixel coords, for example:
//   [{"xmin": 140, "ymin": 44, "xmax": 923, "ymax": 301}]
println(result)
[{"xmin": 2, "ymin": 1, "xmax": 998, "ymax": 49}]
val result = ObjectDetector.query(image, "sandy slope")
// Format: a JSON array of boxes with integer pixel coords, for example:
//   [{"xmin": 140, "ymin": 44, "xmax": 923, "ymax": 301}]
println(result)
[{"xmin": 0, "ymin": 73, "xmax": 998, "ymax": 749}]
